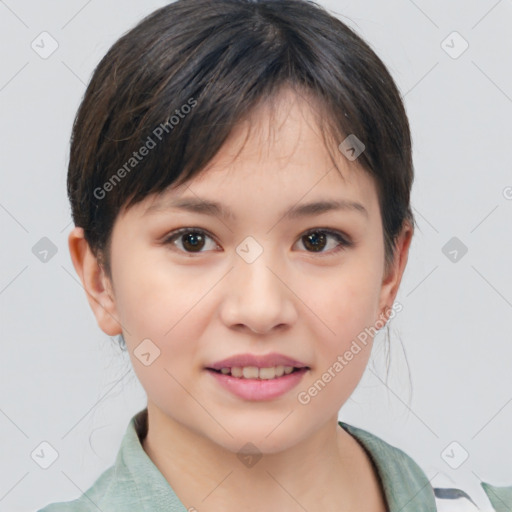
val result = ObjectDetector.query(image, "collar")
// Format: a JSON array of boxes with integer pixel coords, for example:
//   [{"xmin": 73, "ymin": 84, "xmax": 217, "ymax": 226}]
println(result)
[
  {"xmin": 339, "ymin": 421, "xmax": 437, "ymax": 512},
  {"xmin": 108, "ymin": 408, "xmax": 436, "ymax": 511}
]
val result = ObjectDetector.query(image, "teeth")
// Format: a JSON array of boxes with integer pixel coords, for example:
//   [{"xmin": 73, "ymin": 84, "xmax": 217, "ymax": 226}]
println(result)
[
  {"xmin": 242, "ymin": 366, "xmax": 259, "ymax": 379},
  {"xmin": 231, "ymin": 367, "xmax": 243, "ymax": 378},
  {"xmin": 217, "ymin": 365, "xmax": 300, "ymax": 379}
]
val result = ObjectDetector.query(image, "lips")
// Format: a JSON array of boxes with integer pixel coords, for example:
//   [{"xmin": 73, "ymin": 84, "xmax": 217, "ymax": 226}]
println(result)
[
  {"xmin": 207, "ymin": 365, "xmax": 309, "ymax": 400},
  {"xmin": 206, "ymin": 352, "xmax": 310, "ymax": 371}
]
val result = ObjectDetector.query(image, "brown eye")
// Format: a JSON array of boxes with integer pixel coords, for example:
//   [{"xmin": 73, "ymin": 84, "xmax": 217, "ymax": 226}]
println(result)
[
  {"xmin": 298, "ymin": 229, "xmax": 352, "ymax": 255},
  {"xmin": 163, "ymin": 228, "xmax": 352, "ymax": 256},
  {"xmin": 302, "ymin": 232, "xmax": 327, "ymax": 252},
  {"xmin": 163, "ymin": 228, "xmax": 218, "ymax": 254},
  {"xmin": 181, "ymin": 231, "xmax": 206, "ymax": 252}
]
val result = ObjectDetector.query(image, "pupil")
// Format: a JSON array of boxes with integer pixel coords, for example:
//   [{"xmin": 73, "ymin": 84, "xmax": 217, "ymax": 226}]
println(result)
[
  {"xmin": 304, "ymin": 232, "xmax": 326, "ymax": 252},
  {"xmin": 183, "ymin": 232, "xmax": 204, "ymax": 251}
]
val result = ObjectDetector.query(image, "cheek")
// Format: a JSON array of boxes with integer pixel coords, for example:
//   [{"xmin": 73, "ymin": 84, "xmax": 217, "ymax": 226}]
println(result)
[
  {"xmin": 113, "ymin": 250, "xmax": 208, "ymax": 335},
  {"xmin": 294, "ymin": 267, "xmax": 381, "ymax": 408},
  {"xmin": 296, "ymin": 272, "xmax": 380, "ymax": 414},
  {"xmin": 115, "ymin": 251, "xmax": 223, "ymax": 352},
  {"xmin": 118, "ymin": 265, "xmax": 209, "ymax": 412},
  {"xmin": 302, "ymin": 262, "xmax": 382, "ymax": 351}
]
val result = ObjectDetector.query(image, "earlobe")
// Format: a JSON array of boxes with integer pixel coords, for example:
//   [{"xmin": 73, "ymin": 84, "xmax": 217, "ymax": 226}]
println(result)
[
  {"xmin": 68, "ymin": 226, "xmax": 122, "ymax": 336},
  {"xmin": 377, "ymin": 223, "xmax": 414, "ymax": 323}
]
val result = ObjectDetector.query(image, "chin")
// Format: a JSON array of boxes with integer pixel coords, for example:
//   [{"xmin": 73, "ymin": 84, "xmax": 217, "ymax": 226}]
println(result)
[{"xmin": 206, "ymin": 420, "xmax": 303, "ymax": 456}]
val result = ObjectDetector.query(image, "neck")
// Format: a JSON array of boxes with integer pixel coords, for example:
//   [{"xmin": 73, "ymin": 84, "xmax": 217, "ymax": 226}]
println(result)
[{"xmin": 141, "ymin": 403, "xmax": 385, "ymax": 512}]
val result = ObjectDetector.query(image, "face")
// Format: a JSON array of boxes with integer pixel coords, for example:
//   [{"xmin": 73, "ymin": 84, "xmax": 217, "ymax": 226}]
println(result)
[{"xmin": 72, "ymin": 88, "xmax": 411, "ymax": 455}]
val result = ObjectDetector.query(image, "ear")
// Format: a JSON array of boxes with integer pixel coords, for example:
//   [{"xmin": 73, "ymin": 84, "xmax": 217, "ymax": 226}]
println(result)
[
  {"xmin": 377, "ymin": 222, "xmax": 413, "ymax": 323},
  {"xmin": 68, "ymin": 226, "xmax": 122, "ymax": 336}
]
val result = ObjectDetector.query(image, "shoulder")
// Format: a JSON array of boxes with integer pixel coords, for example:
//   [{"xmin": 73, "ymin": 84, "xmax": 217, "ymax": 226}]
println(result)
[
  {"xmin": 36, "ymin": 465, "xmax": 116, "ymax": 511},
  {"xmin": 339, "ymin": 421, "xmax": 437, "ymax": 511},
  {"xmin": 338, "ymin": 421, "xmax": 511, "ymax": 512},
  {"xmin": 36, "ymin": 408, "xmax": 181, "ymax": 512}
]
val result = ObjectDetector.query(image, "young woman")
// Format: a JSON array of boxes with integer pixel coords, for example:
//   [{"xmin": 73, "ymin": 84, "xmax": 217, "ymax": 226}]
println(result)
[{"xmin": 38, "ymin": 0, "xmax": 511, "ymax": 510}]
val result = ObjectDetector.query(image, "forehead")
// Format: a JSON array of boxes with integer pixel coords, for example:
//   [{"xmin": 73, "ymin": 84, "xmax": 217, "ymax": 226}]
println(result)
[{"xmin": 139, "ymin": 87, "xmax": 379, "ymax": 222}]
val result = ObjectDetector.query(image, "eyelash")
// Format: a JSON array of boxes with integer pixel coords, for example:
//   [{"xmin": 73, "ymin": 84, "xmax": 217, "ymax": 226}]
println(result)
[{"xmin": 162, "ymin": 227, "xmax": 353, "ymax": 256}]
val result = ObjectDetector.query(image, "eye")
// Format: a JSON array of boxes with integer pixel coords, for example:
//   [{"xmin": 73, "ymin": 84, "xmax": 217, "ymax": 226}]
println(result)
[
  {"xmin": 296, "ymin": 229, "xmax": 353, "ymax": 255},
  {"xmin": 162, "ymin": 228, "xmax": 219, "ymax": 254},
  {"xmin": 162, "ymin": 227, "xmax": 353, "ymax": 256}
]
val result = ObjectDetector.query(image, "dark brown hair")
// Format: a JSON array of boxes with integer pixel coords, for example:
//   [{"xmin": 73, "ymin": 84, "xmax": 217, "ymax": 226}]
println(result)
[{"xmin": 67, "ymin": 0, "xmax": 415, "ymax": 280}]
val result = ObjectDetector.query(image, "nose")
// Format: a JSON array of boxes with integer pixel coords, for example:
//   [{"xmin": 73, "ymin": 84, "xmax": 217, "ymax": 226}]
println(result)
[{"xmin": 219, "ymin": 250, "xmax": 298, "ymax": 335}]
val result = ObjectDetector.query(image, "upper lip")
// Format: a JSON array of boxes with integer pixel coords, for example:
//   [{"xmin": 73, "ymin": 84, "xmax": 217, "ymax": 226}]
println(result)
[{"xmin": 206, "ymin": 352, "xmax": 309, "ymax": 370}]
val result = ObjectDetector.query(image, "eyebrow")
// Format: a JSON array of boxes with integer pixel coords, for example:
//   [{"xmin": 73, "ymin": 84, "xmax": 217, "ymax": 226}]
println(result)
[{"xmin": 143, "ymin": 197, "xmax": 368, "ymax": 220}]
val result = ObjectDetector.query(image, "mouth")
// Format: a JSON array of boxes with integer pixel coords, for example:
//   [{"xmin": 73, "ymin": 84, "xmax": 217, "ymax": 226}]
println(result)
[
  {"xmin": 205, "ymin": 365, "xmax": 310, "ymax": 401},
  {"xmin": 206, "ymin": 366, "xmax": 309, "ymax": 380}
]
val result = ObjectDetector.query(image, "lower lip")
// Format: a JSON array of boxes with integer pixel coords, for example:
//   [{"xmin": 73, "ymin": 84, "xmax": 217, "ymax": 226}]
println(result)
[{"xmin": 206, "ymin": 368, "xmax": 308, "ymax": 401}]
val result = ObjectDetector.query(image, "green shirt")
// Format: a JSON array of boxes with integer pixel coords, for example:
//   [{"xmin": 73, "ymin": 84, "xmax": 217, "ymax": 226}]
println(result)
[{"xmin": 38, "ymin": 408, "xmax": 511, "ymax": 511}]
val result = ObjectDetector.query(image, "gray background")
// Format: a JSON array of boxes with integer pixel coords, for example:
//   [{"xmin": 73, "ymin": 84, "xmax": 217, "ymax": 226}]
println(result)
[{"xmin": 1, "ymin": 0, "xmax": 511, "ymax": 510}]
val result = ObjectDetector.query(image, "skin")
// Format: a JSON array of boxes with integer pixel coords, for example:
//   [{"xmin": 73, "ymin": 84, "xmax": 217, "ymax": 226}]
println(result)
[{"xmin": 69, "ymin": 87, "xmax": 413, "ymax": 511}]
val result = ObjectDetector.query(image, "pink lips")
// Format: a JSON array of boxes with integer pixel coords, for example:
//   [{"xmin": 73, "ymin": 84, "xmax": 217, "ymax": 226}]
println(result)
[
  {"xmin": 207, "ymin": 367, "xmax": 308, "ymax": 401},
  {"xmin": 205, "ymin": 352, "xmax": 310, "ymax": 401},
  {"xmin": 206, "ymin": 352, "xmax": 309, "ymax": 371}
]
